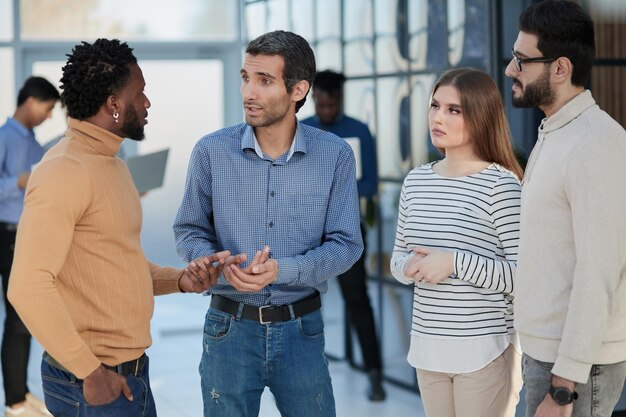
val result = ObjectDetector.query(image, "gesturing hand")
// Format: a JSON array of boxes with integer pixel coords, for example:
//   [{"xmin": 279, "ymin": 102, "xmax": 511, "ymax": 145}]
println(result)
[
  {"xmin": 179, "ymin": 250, "xmax": 231, "ymax": 293},
  {"xmin": 223, "ymin": 246, "xmax": 278, "ymax": 292}
]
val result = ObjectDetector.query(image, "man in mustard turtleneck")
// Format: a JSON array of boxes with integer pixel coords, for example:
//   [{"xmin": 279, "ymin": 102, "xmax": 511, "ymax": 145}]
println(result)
[{"xmin": 8, "ymin": 38, "xmax": 229, "ymax": 417}]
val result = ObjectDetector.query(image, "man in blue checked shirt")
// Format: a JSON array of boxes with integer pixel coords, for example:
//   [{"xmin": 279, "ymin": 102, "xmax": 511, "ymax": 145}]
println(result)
[
  {"xmin": 0, "ymin": 76, "xmax": 59, "ymax": 417},
  {"xmin": 173, "ymin": 30, "xmax": 363, "ymax": 417}
]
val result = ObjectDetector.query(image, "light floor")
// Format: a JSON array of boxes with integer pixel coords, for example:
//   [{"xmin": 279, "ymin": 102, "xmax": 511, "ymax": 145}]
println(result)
[
  {"xmin": 0, "ymin": 281, "xmax": 425, "ymax": 417},
  {"xmin": 12, "ymin": 277, "xmax": 626, "ymax": 416}
]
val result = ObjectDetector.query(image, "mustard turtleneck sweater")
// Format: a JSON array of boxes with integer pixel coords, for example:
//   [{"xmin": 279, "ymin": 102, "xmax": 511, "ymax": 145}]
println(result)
[{"xmin": 8, "ymin": 118, "xmax": 183, "ymax": 378}]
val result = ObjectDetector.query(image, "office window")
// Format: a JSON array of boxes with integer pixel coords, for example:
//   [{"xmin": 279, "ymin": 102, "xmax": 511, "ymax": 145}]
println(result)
[
  {"xmin": 20, "ymin": 0, "xmax": 237, "ymax": 41},
  {"xmin": 408, "ymin": 0, "xmax": 429, "ymax": 71},
  {"xmin": 377, "ymin": 76, "xmax": 410, "ymax": 179},
  {"xmin": 344, "ymin": 0, "xmax": 374, "ymax": 76},
  {"xmin": 316, "ymin": 0, "xmax": 341, "ymax": 38},
  {"xmin": 410, "ymin": 73, "xmax": 437, "ymax": 163},
  {"xmin": 292, "ymin": 0, "xmax": 314, "ymax": 40},
  {"xmin": 447, "ymin": 0, "xmax": 465, "ymax": 66},
  {"xmin": 316, "ymin": 40, "xmax": 342, "ymax": 72},
  {"xmin": 0, "ymin": 0, "xmax": 12, "ymax": 41},
  {"xmin": 344, "ymin": 79, "xmax": 376, "ymax": 136},
  {"xmin": 0, "ymin": 49, "xmax": 15, "ymax": 120},
  {"xmin": 245, "ymin": 2, "xmax": 268, "ymax": 40},
  {"xmin": 375, "ymin": 0, "xmax": 409, "ymax": 74},
  {"xmin": 267, "ymin": 0, "xmax": 289, "ymax": 31}
]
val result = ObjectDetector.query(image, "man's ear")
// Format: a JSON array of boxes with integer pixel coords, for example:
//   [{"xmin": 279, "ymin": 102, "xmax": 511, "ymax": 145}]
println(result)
[
  {"xmin": 291, "ymin": 80, "xmax": 310, "ymax": 102},
  {"xmin": 553, "ymin": 56, "xmax": 574, "ymax": 84},
  {"xmin": 106, "ymin": 95, "xmax": 119, "ymax": 116}
]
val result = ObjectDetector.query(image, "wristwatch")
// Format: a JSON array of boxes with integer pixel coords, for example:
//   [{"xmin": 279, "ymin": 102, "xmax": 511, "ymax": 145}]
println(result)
[{"xmin": 549, "ymin": 385, "xmax": 578, "ymax": 405}]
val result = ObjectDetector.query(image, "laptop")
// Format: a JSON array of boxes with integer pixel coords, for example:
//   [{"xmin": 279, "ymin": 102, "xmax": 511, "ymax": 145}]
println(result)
[{"xmin": 126, "ymin": 148, "xmax": 170, "ymax": 193}]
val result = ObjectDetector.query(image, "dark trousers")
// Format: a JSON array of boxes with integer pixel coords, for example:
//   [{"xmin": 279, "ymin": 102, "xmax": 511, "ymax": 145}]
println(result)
[
  {"xmin": 337, "ymin": 225, "xmax": 382, "ymax": 370},
  {"xmin": 0, "ymin": 229, "xmax": 31, "ymax": 406}
]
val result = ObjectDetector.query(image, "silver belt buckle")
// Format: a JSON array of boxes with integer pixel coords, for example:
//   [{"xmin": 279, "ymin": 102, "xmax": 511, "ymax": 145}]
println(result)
[{"xmin": 259, "ymin": 305, "xmax": 271, "ymax": 324}]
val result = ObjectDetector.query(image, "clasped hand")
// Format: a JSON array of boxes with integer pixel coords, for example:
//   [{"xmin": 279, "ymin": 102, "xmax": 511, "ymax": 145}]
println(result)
[
  {"xmin": 403, "ymin": 247, "xmax": 454, "ymax": 285},
  {"xmin": 223, "ymin": 246, "xmax": 278, "ymax": 292}
]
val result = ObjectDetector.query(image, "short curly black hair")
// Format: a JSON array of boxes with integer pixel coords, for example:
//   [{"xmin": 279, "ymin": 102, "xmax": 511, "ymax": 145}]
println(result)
[{"xmin": 60, "ymin": 38, "xmax": 137, "ymax": 120}]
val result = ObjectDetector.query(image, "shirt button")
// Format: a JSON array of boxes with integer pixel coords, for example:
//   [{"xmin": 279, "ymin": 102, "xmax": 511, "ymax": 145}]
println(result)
[
  {"xmin": 270, "ymin": 191, "xmax": 275, "ymax": 197},
  {"xmin": 269, "ymin": 221, "xmax": 274, "ymax": 228}
]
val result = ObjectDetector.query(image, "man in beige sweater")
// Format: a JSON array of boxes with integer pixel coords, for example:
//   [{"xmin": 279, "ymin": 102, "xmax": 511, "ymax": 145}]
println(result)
[
  {"xmin": 507, "ymin": 2, "xmax": 626, "ymax": 417},
  {"xmin": 8, "ymin": 38, "xmax": 229, "ymax": 417}
]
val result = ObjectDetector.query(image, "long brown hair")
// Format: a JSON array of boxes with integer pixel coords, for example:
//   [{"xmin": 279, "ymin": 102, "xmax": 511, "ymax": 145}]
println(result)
[{"xmin": 431, "ymin": 67, "xmax": 523, "ymax": 180}]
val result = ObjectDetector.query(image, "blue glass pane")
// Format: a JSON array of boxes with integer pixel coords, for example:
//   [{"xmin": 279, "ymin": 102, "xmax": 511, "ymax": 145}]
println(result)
[
  {"xmin": 344, "ymin": 0, "xmax": 373, "ymax": 39},
  {"xmin": 345, "ymin": 41, "xmax": 375, "ymax": 76},
  {"xmin": 292, "ymin": 0, "xmax": 314, "ymax": 40},
  {"xmin": 316, "ymin": 0, "xmax": 341, "ymax": 37},
  {"xmin": 245, "ymin": 3, "xmax": 267, "ymax": 40},
  {"xmin": 375, "ymin": 0, "xmax": 409, "ymax": 73},
  {"xmin": 344, "ymin": 79, "xmax": 377, "ymax": 136},
  {"xmin": 408, "ymin": 0, "xmax": 429, "ymax": 70},
  {"xmin": 376, "ymin": 76, "xmax": 410, "ymax": 179},
  {"xmin": 267, "ymin": 0, "xmax": 289, "ymax": 31},
  {"xmin": 316, "ymin": 40, "xmax": 342, "ymax": 71},
  {"xmin": 410, "ymin": 74, "xmax": 438, "ymax": 164}
]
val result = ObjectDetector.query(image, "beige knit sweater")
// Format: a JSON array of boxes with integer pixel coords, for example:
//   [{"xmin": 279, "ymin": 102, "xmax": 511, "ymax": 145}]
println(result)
[
  {"xmin": 8, "ymin": 118, "xmax": 182, "ymax": 379},
  {"xmin": 514, "ymin": 91, "xmax": 626, "ymax": 383}
]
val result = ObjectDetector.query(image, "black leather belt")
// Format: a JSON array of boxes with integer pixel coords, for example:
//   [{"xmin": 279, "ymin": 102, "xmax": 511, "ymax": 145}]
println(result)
[
  {"xmin": 43, "ymin": 352, "xmax": 147, "ymax": 378},
  {"xmin": 210, "ymin": 292, "xmax": 321, "ymax": 324},
  {"xmin": 0, "ymin": 222, "xmax": 17, "ymax": 232}
]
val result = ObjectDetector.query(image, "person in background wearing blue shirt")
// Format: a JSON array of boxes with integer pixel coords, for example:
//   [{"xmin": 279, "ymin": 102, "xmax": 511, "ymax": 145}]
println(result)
[
  {"xmin": 0, "ymin": 76, "xmax": 59, "ymax": 417},
  {"xmin": 301, "ymin": 70, "xmax": 385, "ymax": 401},
  {"xmin": 173, "ymin": 31, "xmax": 363, "ymax": 417}
]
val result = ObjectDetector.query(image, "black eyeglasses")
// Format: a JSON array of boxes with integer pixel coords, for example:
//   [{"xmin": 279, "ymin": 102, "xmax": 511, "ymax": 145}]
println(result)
[{"xmin": 511, "ymin": 49, "xmax": 557, "ymax": 72}]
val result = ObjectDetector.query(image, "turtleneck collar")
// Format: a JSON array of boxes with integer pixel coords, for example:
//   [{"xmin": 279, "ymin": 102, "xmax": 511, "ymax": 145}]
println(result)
[{"xmin": 67, "ymin": 118, "xmax": 124, "ymax": 157}]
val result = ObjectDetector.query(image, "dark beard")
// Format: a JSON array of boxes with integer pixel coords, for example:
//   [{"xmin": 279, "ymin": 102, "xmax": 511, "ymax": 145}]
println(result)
[
  {"xmin": 121, "ymin": 106, "xmax": 145, "ymax": 141},
  {"xmin": 511, "ymin": 66, "xmax": 556, "ymax": 109}
]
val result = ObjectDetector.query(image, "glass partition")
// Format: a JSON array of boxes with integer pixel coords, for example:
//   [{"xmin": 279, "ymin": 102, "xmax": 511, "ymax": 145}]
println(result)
[
  {"xmin": 344, "ymin": 0, "xmax": 374, "ymax": 76},
  {"xmin": 0, "ymin": 0, "xmax": 13, "ymax": 41},
  {"xmin": 0, "ymin": 49, "xmax": 15, "ymax": 120},
  {"xmin": 20, "ymin": 0, "xmax": 237, "ymax": 41}
]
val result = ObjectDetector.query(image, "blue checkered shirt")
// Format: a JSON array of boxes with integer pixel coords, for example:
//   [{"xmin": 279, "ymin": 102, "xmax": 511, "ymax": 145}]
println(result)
[{"xmin": 173, "ymin": 121, "xmax": 363, "ymax": 306}]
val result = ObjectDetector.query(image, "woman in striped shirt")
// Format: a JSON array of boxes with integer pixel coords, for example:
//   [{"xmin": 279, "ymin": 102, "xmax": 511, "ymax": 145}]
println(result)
[{"xmin": 390, "ymin": 68, "xmax": 523, "ymax": 417}]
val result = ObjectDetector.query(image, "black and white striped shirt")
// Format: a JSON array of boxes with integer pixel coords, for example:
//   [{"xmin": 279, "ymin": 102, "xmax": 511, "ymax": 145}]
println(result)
[{"xmin": 391, "ymin": 162, "xmax": 521, "ymax": 372}]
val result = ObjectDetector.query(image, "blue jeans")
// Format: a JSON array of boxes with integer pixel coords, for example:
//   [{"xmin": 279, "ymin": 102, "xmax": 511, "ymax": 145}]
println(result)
[
  {"xmin": 41, "ymin": 355, "xmax": 157, "ymax": 417},
  {"xmin": 199, "ymin": 307, "xmax": 335, "ymax": 417},
  {"xmin": 522, "ymin": 353, "xmax": 626, "ymax": 417}
]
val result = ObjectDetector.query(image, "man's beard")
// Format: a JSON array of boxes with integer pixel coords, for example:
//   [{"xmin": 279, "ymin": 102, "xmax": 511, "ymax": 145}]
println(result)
[
  {"xmin": 511, "ymin": 66, "xmax": 556, "ymax": 109},
  {"xmin": 121, "ymin": 106, "xmax": 145, "ymax": 141}
]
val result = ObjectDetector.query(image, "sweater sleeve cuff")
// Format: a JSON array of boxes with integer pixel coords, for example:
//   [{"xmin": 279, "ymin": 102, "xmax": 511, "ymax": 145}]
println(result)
[
  {"xmin": 453, "ymin": 252, "xmax": 461, "ymax": 277},
  {"xmin": 552, "ymin": 355, "xmax": 592, "ymax": 384},
  {"xmin": 149, "ymin": 263, "xmax": 186, "ymax": 295},
  {"xmin": 62, "ymin": 345, "xmax": 102, "ymax": 379},
  {"xmin": 393, "ymin": 255, "xmax": 414, "ymax": 285}
]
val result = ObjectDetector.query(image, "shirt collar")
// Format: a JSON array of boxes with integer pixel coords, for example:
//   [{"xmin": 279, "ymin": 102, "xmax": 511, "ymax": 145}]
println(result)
[
  {"xmin": 241, "ymin": 120, "xmax": 307, "ymax": 162},
  {"xmin": 4, "ymin": 117, "xmax": 34, "ymax": 140},
  {"xmin": 541, "ymin": 90, "xmax": 596, "ymax": 134},
  {"xmin": 67, "ymin": 118, "xmax": 124, "ymax": 156}
]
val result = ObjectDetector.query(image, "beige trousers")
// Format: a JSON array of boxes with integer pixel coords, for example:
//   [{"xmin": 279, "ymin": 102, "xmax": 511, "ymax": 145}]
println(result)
[{"xmin": 415, "ymin": 344, "xmax": 522, "ymax": 417}]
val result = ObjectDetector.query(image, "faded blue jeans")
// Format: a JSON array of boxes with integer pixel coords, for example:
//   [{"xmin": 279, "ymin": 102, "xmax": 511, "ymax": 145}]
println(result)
[
  {"xmin": 40, "ymin": 355, "xmax": 157, "ymax": 417},
  {"xmin": 199, "ymin": 307, "xmax": 335, "ymax": 417},
  {"xmin": 522, "ymin": 353, "xmax": 626, "ymax": 417}
]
